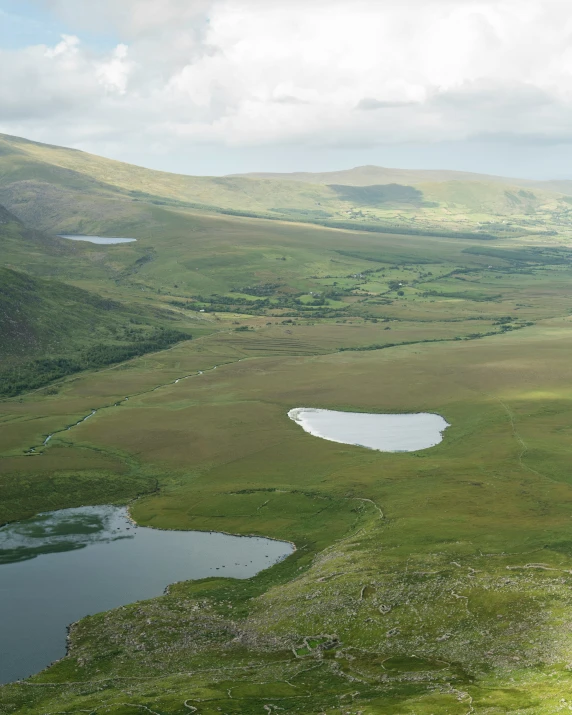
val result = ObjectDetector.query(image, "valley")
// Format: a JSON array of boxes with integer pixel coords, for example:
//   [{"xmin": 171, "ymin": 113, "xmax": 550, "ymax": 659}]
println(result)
[{"xmin": 2, "ymin": 135, "xmax": 572, "ymax": 713}]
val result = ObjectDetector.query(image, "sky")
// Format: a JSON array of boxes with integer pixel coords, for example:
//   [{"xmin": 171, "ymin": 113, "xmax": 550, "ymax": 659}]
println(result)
[{"xmin": 2, "ymin": 0, "xmax": 572, "ymax": 178}]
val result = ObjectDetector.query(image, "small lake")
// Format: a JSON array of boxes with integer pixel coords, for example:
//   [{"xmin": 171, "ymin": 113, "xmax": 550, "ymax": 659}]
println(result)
[
  {"xmin": 0, "ymin": 506, "xmax": 293, "ymax": 685},
  {"xmin": 289, "ymin": 408, "xmax": 449, "ymax": 452},
  {"xmin": 59, "ymin": 235, "xmax": 137, "ymax": 244}
]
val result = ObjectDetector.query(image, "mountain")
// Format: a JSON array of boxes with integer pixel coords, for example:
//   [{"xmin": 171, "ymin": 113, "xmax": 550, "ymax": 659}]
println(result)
[
  {"xmin": 233, "ymin": 164, "xmax": 572, "ymax": 192},
  {"xmin": 0, "ymin": 133, "xmax": 332, "ymax": 234},
  {"xmin": 233, "ymin": 164, "xmax": 528, "ymax": 186},
  {"xmin": 0, "ymin": 206, "xmax": 191, "ymax": 395},
  {"xmin": 0, "ymin": 133, "xmax": 571, "ymax": 242}
]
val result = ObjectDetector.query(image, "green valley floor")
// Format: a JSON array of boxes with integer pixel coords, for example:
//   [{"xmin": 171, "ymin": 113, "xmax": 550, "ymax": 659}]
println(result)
[{"xmin": 3, "ymin": 318, "xmax": 572, "ymax": 713}]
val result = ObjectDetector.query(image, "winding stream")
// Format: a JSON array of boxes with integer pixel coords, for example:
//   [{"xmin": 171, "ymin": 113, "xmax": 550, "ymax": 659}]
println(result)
[{"xmin": 28, "ymin": 363, "xmax": 233, "ymax": 454}]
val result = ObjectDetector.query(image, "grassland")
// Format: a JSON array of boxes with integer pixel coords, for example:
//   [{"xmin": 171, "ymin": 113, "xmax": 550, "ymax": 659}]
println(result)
[
  {"xmin": 4, "ymin": 136, "xmax": 572, "ymax": 712},
  {"xmin": 4, "ymin": 317, "xmax": 572, "ymax": 713}
]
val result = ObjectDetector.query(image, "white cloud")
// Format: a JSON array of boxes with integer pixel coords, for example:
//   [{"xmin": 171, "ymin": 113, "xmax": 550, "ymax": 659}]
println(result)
[
  {"xmin": 3, "ymin": 0, "xmax": 572, "ymax": 172},
  {"xmin": 44, "ymin": 33, "xmax": 79, "ymax": 58},
  {"xmin": 96, "ymin": 44, "xmax": 132, "ymax": 94}
]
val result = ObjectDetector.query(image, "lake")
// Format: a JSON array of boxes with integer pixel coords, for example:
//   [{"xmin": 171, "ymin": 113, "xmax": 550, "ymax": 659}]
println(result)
[
  {"xmin": 288, "ymin": 408, "xmax": 449, "ymax": 452},
  {"xmin": 0, "ymin": 506, "xmax": 293, "ymax": 685},
  {"xmin": 58, "ymin": 235, "xmax": 137, "ymax": 244}
]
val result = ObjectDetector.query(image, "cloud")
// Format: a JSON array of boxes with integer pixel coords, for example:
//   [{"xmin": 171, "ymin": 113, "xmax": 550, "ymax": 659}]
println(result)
[
  {"xmin": 356, "ymin": 98, "xmax": 419, "ymax": 111},
  {"xmin": 44, "ymin": 33, "xmax": 79, "ymax": 58},
  {"xmin": 96, "ymin": 44, "xmax": 132, "ymax": 94},
  {"xmin": 3, "ymin": 0, "xmax": 572, "ymax": 170}
]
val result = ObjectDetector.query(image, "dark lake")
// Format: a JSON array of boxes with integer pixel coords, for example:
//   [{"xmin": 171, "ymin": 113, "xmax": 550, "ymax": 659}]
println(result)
[{"xmin": 0, "ymin": 506, "xmax": 293, "ymax": 685}]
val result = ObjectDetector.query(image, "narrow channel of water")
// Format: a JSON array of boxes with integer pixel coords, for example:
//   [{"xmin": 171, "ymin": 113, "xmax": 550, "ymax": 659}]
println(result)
[
  {"xmin": 289, "ymin": 408, "xmax": 449, "ymax": 451},
  {"xmin": 28, "ymin": 361, "xmax": 234, "ymax": 454},
  {"xmin": 0, "ymin": 506, "xmax": 293, "ymax": 685},
  {"xmin": 59, "ymin": 235, "xmax": 137, "ymax": 244}
]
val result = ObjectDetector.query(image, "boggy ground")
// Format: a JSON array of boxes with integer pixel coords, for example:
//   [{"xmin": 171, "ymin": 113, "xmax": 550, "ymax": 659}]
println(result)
[{"xmin": 3, "ymin": 319, "xmax": 572, "ymax": 713}]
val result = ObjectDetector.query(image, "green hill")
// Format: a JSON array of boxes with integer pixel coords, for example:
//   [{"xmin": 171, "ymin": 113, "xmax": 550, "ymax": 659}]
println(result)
[
  {"xmin": 0, "ymin": 263, "xmax": 191, "ymax": 397},
  {"xmin": 0, "ymin": 268, "xmax": 194, "ymax": 397},
  {"xmin": 235, "ymin": 163, "xmax": 531, "ymax": 186},
  {"xmin": 0, "ymin": 206, "xmax": 193, "ymax": 396},
  {"xmin": 0, "ymin": 265, "xmax": 119, "ymax": 359},
  {"xmin": 0, "ymin": 133, "xmax": 333, "ymax": 233},
  {"xmin": 1, "ymin": 133, "xmax": 571, "ymax": 241},
  {"xmin": 0, "ymin": 203, "xmax": 73, "ymax": 273},
  {"xmin": 235, "ymin": 163, "xmax": 572, "ymax": 191}
]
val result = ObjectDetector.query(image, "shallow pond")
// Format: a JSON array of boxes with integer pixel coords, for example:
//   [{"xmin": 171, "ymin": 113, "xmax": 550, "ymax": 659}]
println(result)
[
  {"xmin": 0, "ymin": 506, "xmax": 293, "ymax": 685},
  {"xmin": 288, "ymin": 408, "xmax": 449, "ymax": 452},
  {"xmin": 59, "ymin": 235, "xmax": 137, "ymax": 244}
]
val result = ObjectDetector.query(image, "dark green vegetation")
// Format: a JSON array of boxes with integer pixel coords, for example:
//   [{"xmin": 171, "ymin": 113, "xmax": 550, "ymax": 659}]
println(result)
[
  {"xmin": 3, "ymin": 135, "xmax": 572, "ymax": 712},
  {"xmin": 0, "ymin": 321, "xmax": 189, "ymax": 397},
  {"xmin": 0, "ymin": 212, "xmax": 192, "ymax": 396}
]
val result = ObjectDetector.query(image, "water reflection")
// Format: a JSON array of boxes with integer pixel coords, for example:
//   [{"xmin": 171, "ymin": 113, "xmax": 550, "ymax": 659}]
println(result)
[{"xmin": 0, "ymin": 506, "xmax": 293, "ymax": 684}]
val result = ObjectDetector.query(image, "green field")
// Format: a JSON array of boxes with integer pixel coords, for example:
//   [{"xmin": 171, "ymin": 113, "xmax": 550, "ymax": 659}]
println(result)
[{"xmin": 2, "ymin": 136, "xmax": 572, "ymax": 713}]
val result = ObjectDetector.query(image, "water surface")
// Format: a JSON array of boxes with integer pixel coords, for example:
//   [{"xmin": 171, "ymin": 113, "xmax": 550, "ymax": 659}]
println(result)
[
  {"xmin": 0, "ymin": 506, "xmax": 293, "ymax": 684},
  {"xmin": 289, "ymin": 408, "xmax": 449, "ymax": 451},
  {"xmin": 59, "ymin": 235, "xmax": 137, "ymax": 244}
]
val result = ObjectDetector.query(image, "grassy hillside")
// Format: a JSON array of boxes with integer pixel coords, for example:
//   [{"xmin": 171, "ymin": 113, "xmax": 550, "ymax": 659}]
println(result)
[
  {"xmin": 0, "ymin": 203, "xmax": 74, "ymax": 274},
  {"xmin": 236, "ymin": 163, "xmax": 572, "ymax": 191},
  {"xmin": 2, "ymin": 133, "xmax": 572, "ymax": 241},
  {"xmin": 0, "ymin": 206, "xmax": 197, "ymax": 396},
  {"xmin": 236, "ymin": 163, "xmax": 534, "ymax": 186},
  {"xmin": 0, "ymin": 133, "xmax": 334, "ymax": 232},
  {"xmin": 0, "ymin": 264, "xmax": 193, "ymax": 397},
  {"xmin": 0, "ymin": 265, "xmax": 121, "ymax": 359}
]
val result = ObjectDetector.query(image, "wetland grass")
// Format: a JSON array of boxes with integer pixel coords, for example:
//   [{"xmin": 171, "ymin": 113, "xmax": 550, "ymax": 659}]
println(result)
[{"xmin": 4, "ymin": 326, "xmax": 572, "ymax": 712}]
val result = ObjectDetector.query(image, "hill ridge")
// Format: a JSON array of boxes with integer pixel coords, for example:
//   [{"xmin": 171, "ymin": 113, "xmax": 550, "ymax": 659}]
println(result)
[{"xmin": 0, "ymin": 132, "xmax": 571, "ymax": 241}]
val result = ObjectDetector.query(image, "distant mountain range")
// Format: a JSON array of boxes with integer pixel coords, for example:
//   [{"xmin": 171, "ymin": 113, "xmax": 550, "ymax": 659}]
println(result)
[
  {"xmin": 233, "ymin": 164, "xmax": 572, "ymax": 195},
  {"xmin": 0, "ymin": 132, "xmax": 570, "ymax": 241}
]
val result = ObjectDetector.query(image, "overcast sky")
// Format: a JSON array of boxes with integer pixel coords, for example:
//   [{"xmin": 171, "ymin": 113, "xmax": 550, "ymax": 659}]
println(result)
[{"xmin": 2, "ymin": 0, "xmax": 572, "ymax": 178}]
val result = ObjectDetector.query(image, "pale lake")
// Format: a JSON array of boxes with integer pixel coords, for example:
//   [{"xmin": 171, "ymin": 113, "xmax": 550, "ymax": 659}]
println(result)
[
  {"xmin": 58, "ymin": 235, "xmax": 137, "ymax": 244},
  {"xmin": 288, "ymin": 408, "xmax": 450, "ymax": 452}
]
